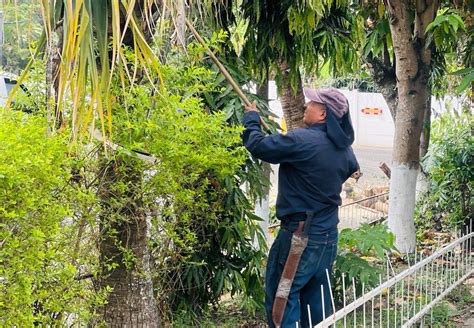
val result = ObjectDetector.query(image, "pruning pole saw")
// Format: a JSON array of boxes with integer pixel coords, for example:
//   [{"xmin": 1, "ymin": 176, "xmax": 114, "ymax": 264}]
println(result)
[{"xmin": 185, "ymin": 19, "xmax": 270, "ymax": 132}]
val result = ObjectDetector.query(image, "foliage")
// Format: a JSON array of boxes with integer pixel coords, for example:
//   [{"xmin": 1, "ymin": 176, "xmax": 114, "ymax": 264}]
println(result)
[
  {"xmin": 172, "ymin": 293, "xmax": 266, "ymax": 327},
  {"xmin": 96, "ymin": 42, "xmax": 269, "ymax": 319},
  {"xmin": 425, "ymin": 8, "xmax": 471, "ymax": 97},
  {"xmin": 429, "ymin": 284, "xmax": 473, "ymax": 328},
  {"xmin": 2, "ymin": 33, "xmax": 269, "ymax": 324},
  {"xmin": 426, "ymin": 9, "xmax": 465, "ymax": 50},
  {"xmin": 333, "ymin": 224, "xmax": 396, "ymax": 307},
  {"xmin": 8, "ymin": 58, "xmax": 47, "ymax": 113},
  {"xmin": 360, "ymin": 2, "xmax": 472, "ymax": 101},
  {"xmin": 313, "ymin": 72, "xmax": 380, "ymax": 92},
  {"xmin": 430, "ymin": 301, "xmax": 459, "ymax": 328},
  {"xmin": 419, "ymin": 111, "xmax": 473, "ymax": 228},
  {"xmin": 6, "ymin": 0, "xmax": 164, "ymax": 139},
  {"xmin": 199, "ymin": 0, "xmax": 362, "ymax": 92},
  {"xmin": 0, "ymin": 1, "xmax": 42, "ymax": 74},
  {"xmin": 0, "ymin": 112, "xmax": 102, "ymax": 326}
]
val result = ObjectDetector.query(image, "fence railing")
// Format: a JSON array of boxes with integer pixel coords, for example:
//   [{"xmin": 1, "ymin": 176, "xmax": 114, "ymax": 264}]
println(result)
[
  {"xmin": 310, "ymin": 219, "xmax": 473, "ymax": 328},
  {"xmin": 339, "ymin": 192, "xmax": 389, "ymax": 229}
]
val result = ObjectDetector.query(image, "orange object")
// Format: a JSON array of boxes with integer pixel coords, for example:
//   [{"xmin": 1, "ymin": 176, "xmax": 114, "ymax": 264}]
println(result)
[{"xmin": 361, "ymin": 107, "xmax": 383, "ymax": 115}]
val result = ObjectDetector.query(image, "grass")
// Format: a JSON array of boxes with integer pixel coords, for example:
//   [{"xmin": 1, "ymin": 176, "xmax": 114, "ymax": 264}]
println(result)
[{"xmin": 172, "ymin": 294, "xmax": 266, "ymax": 327}]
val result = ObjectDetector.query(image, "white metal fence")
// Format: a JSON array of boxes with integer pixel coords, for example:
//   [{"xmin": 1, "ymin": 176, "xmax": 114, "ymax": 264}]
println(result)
[
  {"xmin": 309, "ymin": 220, "xmax": 473, "ymax": 328},
  {"xmin": 339, "ymin": 192, "xmax": 389, "ymax": 229}
]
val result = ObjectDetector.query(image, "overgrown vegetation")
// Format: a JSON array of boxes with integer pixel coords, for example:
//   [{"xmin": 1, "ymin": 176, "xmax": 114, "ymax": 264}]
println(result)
[
  {"xmin": 333, "ymin": 224, "xmax": 396, "ymax": 307},
  {"xmin": 1, "ymin": 0, "xmax": 472, "ymax": 326},
  {"xmin": 0, "ymin": 112, "xmax": 103, "ymax": 325},
  {"xmin": 0, "ymin": 1, "xmax": 42, "ymax": 74},
  {"xmin": 416, "ymin": 110, "xmax": 473, "ymax": 233},
  {"xmin": 1, "ymin": 34, "xmax": 269, "ymax": 324}
]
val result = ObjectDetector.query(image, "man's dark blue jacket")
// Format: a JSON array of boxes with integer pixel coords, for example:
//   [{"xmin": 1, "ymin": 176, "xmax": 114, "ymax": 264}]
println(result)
[{"xmin": 242, "ymin": 111, "xmax": 359, "ymax": 231}]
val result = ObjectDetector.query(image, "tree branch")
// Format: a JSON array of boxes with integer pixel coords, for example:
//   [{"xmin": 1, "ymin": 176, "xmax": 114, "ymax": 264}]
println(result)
[{"xmin": 363, "ymin": 55, "xmax": 398, "ymax": 120}]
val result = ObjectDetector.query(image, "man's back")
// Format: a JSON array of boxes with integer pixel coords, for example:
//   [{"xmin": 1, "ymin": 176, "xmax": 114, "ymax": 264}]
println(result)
[{"xmin": 242, "ymin": 111, "xmax": 359, "ymax": 224}]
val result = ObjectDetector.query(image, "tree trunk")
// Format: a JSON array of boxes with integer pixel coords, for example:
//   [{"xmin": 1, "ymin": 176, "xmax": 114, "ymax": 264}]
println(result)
[
  {"xmin": 384, "ymin": 0, "xmax": 438, "ymax": 253},
  {"xmin": 255, "ymin": 77, "xmax": 271, "ymax": 244},
  {"xmin": 416, "ymin": 95, "xmax": 432, "ymax": 199},
  {"xmin": 365, "ymin": 56, "xmax": 398, "ymax": 121},
  {"xmin": 174, "ymin": 0, "xmax": 186, "ymax": 48},
  {"xmin": 278, "ymin": 60, "xmax": 306, "ymax": 130},
  {"xmin": 94, "ymin": 4, "xmax": 163, "ymax": 325},
  {"xmin": 97, "ymin": 157, "xmax": 160, "ymax": 327},
  {"xmin": 419, "ymin": 95, "xmax": 431, "ymax": 159}
]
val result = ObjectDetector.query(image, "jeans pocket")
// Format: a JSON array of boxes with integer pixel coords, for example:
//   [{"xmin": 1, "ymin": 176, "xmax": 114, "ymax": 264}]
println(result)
[{"xmin": 298, "ymin": 243, "xmax": 324, "ymax": 274}]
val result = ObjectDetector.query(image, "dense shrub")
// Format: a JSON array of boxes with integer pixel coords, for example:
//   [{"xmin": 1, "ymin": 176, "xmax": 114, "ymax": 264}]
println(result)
[
  {"xmin": 0, "ymin": 112, "xmax": 102, "ymax": 325},
  {"xmin": 417, "ymin": 111, "xmax": 473, "ymax": 230},
  {"xmin": 334, "ymin": 224, "xmax": 396, "ymax": 307}
]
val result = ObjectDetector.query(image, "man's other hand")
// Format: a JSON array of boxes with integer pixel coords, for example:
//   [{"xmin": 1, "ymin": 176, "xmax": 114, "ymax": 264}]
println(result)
[
  {"xmin": 244, "ymin": 100, "xmax": 259, "ymax": 113},
  {"xmin": 351, "ymin": 170, "xmax": 362, "ymax": 182}
]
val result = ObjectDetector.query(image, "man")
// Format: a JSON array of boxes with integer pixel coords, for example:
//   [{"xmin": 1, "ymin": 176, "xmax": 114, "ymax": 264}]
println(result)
[{"xmin": 242, "ymin": 87, "xmax": 360, "ymax": 327}]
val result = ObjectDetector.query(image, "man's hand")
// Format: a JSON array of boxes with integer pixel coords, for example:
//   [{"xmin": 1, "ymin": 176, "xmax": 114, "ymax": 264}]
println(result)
[
  {"xmin": 351, "ymin": 170, "xmax": 362, "ymax": 182},
  {"xmin": 244, "ymin": 100, "xmax": 259, "ymax": 113}
]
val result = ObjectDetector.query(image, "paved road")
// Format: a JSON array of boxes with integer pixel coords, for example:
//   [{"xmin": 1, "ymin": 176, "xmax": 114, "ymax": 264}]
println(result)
[{"xmin": 352, "ymin": 146, "xmax": 392, "ymax": 187}]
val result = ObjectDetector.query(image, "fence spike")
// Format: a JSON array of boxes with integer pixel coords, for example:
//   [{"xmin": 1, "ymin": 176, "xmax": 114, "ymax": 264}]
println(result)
[
  {"xmin": 371, "ymin": 295, "xmax": 375, "ymax": 328},
  {"xmin": 352, "ymin": 277, "xmax": 356, "ymax": 328},
  {"xmin": 448, "ymin": 247, "xmax": 452, "ymax": 288},
  {"xmin": 321, "ymin": 284, "xmax": 326, "ymax": 323},
  {"xmin": 470, "ymin": 219, "xmax": 472, "ymax": 269},
  {"xmin": 379, "ymin": 274, "xmax": 382, "ymax": 328},
  {"xmin": 307, "ymin": 304, "xmax": 312, "ymax": 328},
  {"xmin": 429, "ymin": 252, "xmax": 434, "ymax": 307},
  {"xmin": 342, "ymin": 273, "xmax": 347, "ymax": 328},
  {"xmin": 386, "ymin": 263, "xmax": 390, "ymax": 328},
  {"xmin": 440, "ymin": 252, "xmax": 445, "ymax": 296},
  {"xmin": 362, "ymin": 282, "xmax": 366, "ymax": 328},
  {"xmin": 394, "ymin": 280, "xmax": 398, "ymax": 328},
  {"xmin": 463, "ymin": 227, "xmax": 467, "ymax": 277},
  {"xmin": 325, "ymin": 269, "xmax": 336, "ymax": 319},
  {"xmin": 401, "ymin": 278, "xmax": 405, "ymax": 325},
  {"xmin": 412, "ymin": 251, "xmax": 418, "ymax": 319},
  {"xmin": 418, "ymin": 252, "xmax": 423, "ymax": 314}
]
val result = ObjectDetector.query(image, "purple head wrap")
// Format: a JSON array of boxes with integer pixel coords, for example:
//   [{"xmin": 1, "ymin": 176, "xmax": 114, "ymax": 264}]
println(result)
[
  {"xmin": 303, "ymin": 87, "xmax": 355, "ymax": 148},
  {"xmin": 303, "ymin": 87, "xmax": 349, "ymax": 119}
]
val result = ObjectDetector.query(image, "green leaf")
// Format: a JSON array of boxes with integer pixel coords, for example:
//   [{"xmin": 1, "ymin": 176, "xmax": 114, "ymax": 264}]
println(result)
[{"xmin": 456, "ymin": 71, "xmax": 474, "ymax": 94}]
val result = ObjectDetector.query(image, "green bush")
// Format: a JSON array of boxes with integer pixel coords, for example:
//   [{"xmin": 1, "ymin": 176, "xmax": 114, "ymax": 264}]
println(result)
[
  {"xmin": 1, "ymin": 33, "xmax": 269, "ymax": 324},
  {"xmin": 103, "ymin": 42, "xmax": 268, "ymax": 318},
  {"xmin": 0, "ymin": 112, "xmax": 102, "ymax": 325},
  {"xmin": 334, "ymin": 224, "xmax": 396, "ymax": 307},
  {"xmin": 420, "ymin": 111, "xmax": 473, "ymax": 229}
]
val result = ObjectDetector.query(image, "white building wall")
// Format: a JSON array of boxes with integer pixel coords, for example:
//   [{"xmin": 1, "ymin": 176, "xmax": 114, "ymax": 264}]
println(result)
[
  {"xmin": 268, "ymin": 83, "xmax": 396, "ymax": 148},
  {"xmin": 267, "ymin": 83, "xmax": 466, "ymax": 149},
  {"xmin": 341, "ymin": 90, "xmax": 395, "ymax": 148}
]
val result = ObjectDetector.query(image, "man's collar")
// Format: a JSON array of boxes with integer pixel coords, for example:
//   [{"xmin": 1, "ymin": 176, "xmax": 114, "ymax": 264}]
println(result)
[{"xmin": 307, "ymin": 123, "xmax": 326, "ymax": 130}]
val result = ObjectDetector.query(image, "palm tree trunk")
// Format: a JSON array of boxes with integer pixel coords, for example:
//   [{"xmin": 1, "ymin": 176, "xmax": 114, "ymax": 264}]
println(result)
[
  {"xmin": 97, "ymin": 158, "xmax": 160, "ymax": 327},
  {"xmin": 278, "ymin": 60, "xmax": 305, "ymax": 130}
]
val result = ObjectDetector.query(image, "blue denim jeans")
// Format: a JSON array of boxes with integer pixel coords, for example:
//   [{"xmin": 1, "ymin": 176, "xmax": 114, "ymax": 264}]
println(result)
[{"xmin": 265, "ymin": 226, "xmax": 338, "ymax": 328}]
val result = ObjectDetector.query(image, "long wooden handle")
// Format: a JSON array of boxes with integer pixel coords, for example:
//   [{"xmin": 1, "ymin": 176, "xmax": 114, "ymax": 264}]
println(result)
[{"xmin": 185, "ymin": 19, "xmax": 270, "ymax": 131}]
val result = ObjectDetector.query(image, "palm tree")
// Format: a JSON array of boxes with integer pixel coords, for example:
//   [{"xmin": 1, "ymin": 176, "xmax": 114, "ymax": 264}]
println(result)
[{"xmin": 6, "ymin": 1, "xmax": 165, "ymax": 325}]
